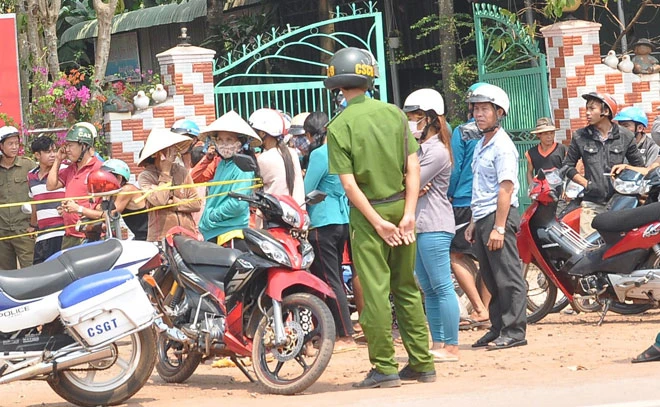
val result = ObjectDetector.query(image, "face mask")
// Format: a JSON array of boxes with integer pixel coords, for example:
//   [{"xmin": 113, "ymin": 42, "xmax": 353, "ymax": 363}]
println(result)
[
  {"xmin": 408, "ymin": 119, "xmax": 424, "ymax": 139},
  {"xmin": 217, "ymin": 140, "xmax": 242, "ymax": 159}
]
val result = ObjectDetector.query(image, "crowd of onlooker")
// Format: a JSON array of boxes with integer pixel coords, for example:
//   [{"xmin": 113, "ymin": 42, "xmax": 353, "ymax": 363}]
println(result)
[{"xmin": 1, "ymin": 45, "xmax": 659, "ymax": 387}]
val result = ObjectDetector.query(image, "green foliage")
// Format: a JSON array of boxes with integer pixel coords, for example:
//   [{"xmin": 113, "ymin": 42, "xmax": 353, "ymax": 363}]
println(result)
[
  {"xmin": 543, "ymin": 0, "xmax": 581, "ymax": 19},
  {"xmin": 24, "ymin": 66, "xmax": 108, "ymax": 157},
  {"xmin": 398, "ymin": 12, "xmax": 478, "ymax": 122}
]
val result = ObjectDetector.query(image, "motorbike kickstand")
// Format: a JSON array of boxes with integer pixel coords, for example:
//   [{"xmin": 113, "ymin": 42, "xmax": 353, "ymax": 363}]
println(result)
[
  {"xmin": 596, "ymin": 299, "xmax": 611, "ymax": 326},
  {"xmin": 231, "ymin": 356, "xmax": 256, "ymax": 383}
]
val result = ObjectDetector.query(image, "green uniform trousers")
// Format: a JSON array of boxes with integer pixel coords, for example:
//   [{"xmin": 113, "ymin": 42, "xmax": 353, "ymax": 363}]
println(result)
[
  {"xmin": 349, "ymin": 200, "xmax": 434, "ymax": 375},
  {"xmin": 0, "ymin": 235, "xmax": 34, "ymax": 270}
]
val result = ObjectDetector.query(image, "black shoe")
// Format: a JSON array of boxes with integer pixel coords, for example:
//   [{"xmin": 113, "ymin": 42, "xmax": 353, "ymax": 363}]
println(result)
[
  {"xmin": 399, "ymin": 364, "xmax": 436, "ymax": 383},
  {"xmin": 472, "ymin": 331, "xmax": 499, "ymax": 348},
  {"xmin": 353, "ymin": 368, "xmax": 401, "ymax": 389},
  {"xmin": 486, "ymin": 336, "xmax": 528, "ymax": 351}
]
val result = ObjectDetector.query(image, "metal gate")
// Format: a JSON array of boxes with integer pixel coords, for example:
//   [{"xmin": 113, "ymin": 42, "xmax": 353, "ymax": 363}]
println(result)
[
  {"xmin": 213, "ymin": 1, "xmax": 387, "ymax": 119},
  {"xmin": 473, "ymin": 2, "xmax": 552, "ymax": 210}
]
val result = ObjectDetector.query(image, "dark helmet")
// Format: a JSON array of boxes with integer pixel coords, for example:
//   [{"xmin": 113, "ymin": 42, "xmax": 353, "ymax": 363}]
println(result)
[
  {"xmin": 324, "ymin": 47, "xmax": 376, "ymax": 91},
  {"xmin": 65, "ymin": 122, "xmax": 96, "ymax": 146}
]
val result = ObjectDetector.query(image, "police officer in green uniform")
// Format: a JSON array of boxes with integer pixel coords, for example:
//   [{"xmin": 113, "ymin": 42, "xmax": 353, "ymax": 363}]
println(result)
[
  {"xmin": 0, "ymin": 126, "xmax": 36, "ymax": 269},
  {"xmin": 325, "ymin": 47, "xmax": 435, "ymax": 388}
]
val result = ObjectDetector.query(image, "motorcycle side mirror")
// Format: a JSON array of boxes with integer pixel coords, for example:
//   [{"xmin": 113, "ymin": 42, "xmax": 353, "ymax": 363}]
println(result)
[
  {"xmin": 305, "ymin": 190, "xmax": 327, "ymax": 206},
  {"xmin": 233, "ymin": 153, "xmax": 258, "ymax": 173}
]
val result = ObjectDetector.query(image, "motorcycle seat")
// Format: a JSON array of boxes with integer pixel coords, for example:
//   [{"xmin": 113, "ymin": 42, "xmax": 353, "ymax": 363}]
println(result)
[
  {"xmin": 0, "ymin": 239, "xmax": 123, "ymax": 301},
  {"xmin": 174, "ymin": 235, "xmax": 242, "ymax": 269},
  {"xmin": 592, "ymin": 201, "xmax": 660, "ymax": 233}
]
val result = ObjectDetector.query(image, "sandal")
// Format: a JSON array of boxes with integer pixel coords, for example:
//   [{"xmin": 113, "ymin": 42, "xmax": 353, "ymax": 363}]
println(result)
[
  {"xmin": 459, "ymin": 317, "xmax": 492, "ymax": 331},
  {"xmin": 632, "ymin": 345, "xmax": 660, "ymax": 363},
  {"xmin": 486, "ymin": 336, "xmax": 527, "ymax": 351}
]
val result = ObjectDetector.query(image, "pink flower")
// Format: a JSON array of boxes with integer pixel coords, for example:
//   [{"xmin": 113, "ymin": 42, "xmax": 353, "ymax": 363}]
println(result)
[
  {"xmin": 64, "ymin": 86, "xmax": 78, "ymax": 102},
  {"xmin": 77, "ymin": 86, "xmax": 91, "ymax": 106}
]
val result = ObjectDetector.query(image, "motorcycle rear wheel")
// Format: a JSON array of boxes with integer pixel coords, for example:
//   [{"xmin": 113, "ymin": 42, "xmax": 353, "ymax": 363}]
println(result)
[
  {"xmin": 525, "ymin": 263, "xmax": 557, "ymax": 324},
  {"xmin": 155, "ymin": 332, "xmax": 202, "ymax": 383},
  {"xmin": 47, "ymin": 328, "xmax": 156, "ymax": 407},
  {"xmin": 252, "ymin": 293, "xmax": 335, "ymax": 395},
  {"xmin": 609, "ymin": 302, "xmax": 653, "ymax": 315}
]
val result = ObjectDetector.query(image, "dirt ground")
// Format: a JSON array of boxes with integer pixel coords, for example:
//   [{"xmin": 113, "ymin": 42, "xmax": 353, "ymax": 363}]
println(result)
[{"xmin": 5, "ymin": 310, "xmax": 660, "ymax": 407}]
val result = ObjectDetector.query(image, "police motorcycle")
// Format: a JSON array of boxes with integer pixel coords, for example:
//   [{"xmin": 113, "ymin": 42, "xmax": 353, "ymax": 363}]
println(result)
[{"xmin": 0, "ymin": 168, "xmax": 161, "ymax": 406}]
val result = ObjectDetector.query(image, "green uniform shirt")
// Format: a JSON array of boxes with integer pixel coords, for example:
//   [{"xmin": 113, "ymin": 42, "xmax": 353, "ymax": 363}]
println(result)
[
  {"xmin": 0, "ymin": 156, "xmax": 36, "ymax": 232},
  {"xmin": 327, "ymin": 94, "xmax": 419, "ymax": 201}
]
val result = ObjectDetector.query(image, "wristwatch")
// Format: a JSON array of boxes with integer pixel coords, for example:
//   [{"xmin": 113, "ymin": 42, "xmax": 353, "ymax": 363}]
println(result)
[
  {"xmin": 493, "ymin": 226, "xmax": 506, "ymax": 235},
  {"xmin": 77, "ymin": 206, "xmax": 84, "ymax": 215}
]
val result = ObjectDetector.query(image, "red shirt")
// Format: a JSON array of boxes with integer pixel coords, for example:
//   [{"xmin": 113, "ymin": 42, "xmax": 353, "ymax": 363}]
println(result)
[{"xmin": 58, "ymin": 156, "xmax": 103, "ymax": 237}]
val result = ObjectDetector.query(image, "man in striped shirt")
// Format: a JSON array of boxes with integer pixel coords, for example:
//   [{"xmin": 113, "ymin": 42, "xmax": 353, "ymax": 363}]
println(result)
[{"xmin": 28, "ymin": 136, "xmax": 67, "ymax": 264}]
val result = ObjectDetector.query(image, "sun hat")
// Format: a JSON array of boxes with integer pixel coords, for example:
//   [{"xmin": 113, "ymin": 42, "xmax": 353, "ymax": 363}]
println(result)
[
  {"xmin": 199, "ymin": 110, "xmax": 262, "ymax": 147},
  {"xmin": 137, "ymin": 127, "xmax": 192, "ymax": 165},
  {"xmin": 530, "ymin": 117, "xmax": 557, "ymax": 134},
  {"xmin": 632, "ymin": 38, "xmax": 655, "ymax": 51}
]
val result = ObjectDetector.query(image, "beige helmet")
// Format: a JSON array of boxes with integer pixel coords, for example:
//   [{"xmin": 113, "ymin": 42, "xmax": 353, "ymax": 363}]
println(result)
[
  {"xmin": 138, "ymin": 127, "xmax": 192, "ymax": 165},
  {"xmin": 199, "ymin": 111, "xmax": 262, "ymax": 147}
]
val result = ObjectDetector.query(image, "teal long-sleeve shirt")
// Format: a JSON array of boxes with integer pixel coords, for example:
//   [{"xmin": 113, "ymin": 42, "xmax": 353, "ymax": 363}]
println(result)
[
  {"xmin": 199, "ymin": 159, "xmax": 254, "ymax": 241},
  {"xmin": 447, "ymin": 119, "xmax": 481, "ymax": 208},
  {"xmin": 304, "ymin": 145, "xmax": 349, "ymax": 228}
]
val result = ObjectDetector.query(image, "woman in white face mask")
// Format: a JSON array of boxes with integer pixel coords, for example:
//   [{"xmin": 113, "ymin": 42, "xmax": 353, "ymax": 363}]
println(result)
[
  {"xmin": 192, "ymin": 111, "xmax": 262, "ymax": 243},
  {"xmin": 402, "ymin": 88, "xmax": 460, "ymax": 362}
]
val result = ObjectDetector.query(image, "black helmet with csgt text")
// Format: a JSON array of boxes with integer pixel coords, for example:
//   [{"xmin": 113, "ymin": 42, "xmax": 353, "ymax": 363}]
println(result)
[{"xmin": 324, "ymin": 47, "xmax": 376, "ymax": 91}]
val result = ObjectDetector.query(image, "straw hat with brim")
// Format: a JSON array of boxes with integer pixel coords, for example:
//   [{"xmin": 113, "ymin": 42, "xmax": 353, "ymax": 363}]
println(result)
[
  {"xmin": 137, "ymin": 128, "xmax": 192, "ymax": 165},
  {"xmin": 530, "ymin": 117, "xmax": 557, "ymax": 134},
  {"xmin": 199, "ymin": 110, "xmax": 262, "ymax": 147}
]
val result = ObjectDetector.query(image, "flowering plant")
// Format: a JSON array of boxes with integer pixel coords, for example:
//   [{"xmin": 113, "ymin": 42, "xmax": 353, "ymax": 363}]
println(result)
[
  {"xmin": 101, "ymin": 68, "xmax": 161, "ymax": 106},
  {"xmin": 27, "ymin": 67, "xmax": 100, "ymax": 129},
  {"xmin": 24, "ymin": 66, "xmax": 107, "ymax": 157}
]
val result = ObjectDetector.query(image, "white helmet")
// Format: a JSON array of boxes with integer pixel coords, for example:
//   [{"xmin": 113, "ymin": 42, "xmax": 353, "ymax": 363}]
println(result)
[
  {"xmin": 249, "ymin": 108, "xmax": 289, "ymax": 138},
  {"xmin": 403, "ymin": 89, "xmax": 445, "ymax": 116},
  {"xmin": 289, "ymin": 112, "xmax": 310, "ymax": 136},
  {"xmin": 467, "ymin": 83, "xmax": 510, "ymax": 115},
  {"xmin": 0, "ymin": 126, "xmax": 20, "ymax": 143}
]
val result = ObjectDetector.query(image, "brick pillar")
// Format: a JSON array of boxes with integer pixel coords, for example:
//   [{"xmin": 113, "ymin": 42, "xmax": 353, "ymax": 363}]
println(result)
[
  {"xmin": 541, "ymin": 20, "xmax": 660, "ymax": 142},
  {"xmin": 104, "ymin": 42, "xmax": 216, "ymax": 180}
]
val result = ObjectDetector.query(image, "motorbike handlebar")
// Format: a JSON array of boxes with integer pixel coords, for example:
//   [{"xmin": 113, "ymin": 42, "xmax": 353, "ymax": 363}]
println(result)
[{"xmin": 548, "ymin": 190, "xmax": 559, "ymax": 203}]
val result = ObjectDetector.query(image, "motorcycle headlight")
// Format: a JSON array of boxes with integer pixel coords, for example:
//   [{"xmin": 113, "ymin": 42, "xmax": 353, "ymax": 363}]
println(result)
[
  {"xmin": 280, "ymin": 201, "xmax": 302, "ymax": 228},
  {"xmin": 302, "ymin": 214, "xmax": 311, "ymax": 231},
  {"xmin": 613, "ymin": 177, "xmax": 646, "ymax": 195},
  {"xmin": 300, "ymin": 240, "xmax": 315, "ymax": 269},
  {"xmin": 258, "ymin": 239, "xmax": 292, "ymax": 267}
]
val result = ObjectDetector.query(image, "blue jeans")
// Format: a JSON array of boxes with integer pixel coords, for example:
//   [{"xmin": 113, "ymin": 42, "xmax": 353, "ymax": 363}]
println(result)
[{"xmin": 415, "ymin": 231, "xmax": 459, "ymax": 345}]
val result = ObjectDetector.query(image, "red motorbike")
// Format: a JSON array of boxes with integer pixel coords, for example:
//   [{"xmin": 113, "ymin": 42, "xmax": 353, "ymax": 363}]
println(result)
[
  {"xmin": 144, "ymin": 156, "xmax": 336, "ymax": 394},
  {"xmin": 518, "ymin": 167, "xmax": 660, "ymax": 324}
]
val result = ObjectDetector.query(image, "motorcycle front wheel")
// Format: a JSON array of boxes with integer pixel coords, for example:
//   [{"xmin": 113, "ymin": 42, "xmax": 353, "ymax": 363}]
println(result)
[
  {"xmin": 525, "ymin": 262, "xmax": 557, "ymax": 324},
  {"xmin": 47, "ymin": 328, "xmax": 156, "ymax": 407},
  {"xmin": 252, "ymin": 293, "xmax": 335, "ymax": 395}
]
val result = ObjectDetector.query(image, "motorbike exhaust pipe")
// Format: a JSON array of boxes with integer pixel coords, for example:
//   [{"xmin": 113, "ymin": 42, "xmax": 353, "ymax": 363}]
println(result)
[
  {"xmin": 153, "ymin": 317, "xmax": 193, "ymax": 344},
  {"xmin": 0, "ymin": 346, "xmax": 114, "ymax": 384}
]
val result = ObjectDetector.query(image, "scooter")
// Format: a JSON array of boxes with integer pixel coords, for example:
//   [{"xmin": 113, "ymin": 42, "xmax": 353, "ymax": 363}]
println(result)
[
  {"xmin": 144, "ymin": 155, "xmax": 337, "ymax": 395},
  {"xmin": 0, "ymin": 168, "xmax": 160, "ymax": 406},
  {"xmin": 519, "ymin": 166, "xmax": 660, "ymax": 325}
]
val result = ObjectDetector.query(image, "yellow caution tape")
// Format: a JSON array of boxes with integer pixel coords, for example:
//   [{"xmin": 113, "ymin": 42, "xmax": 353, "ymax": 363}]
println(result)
[{"xmin": 0, "ymin": 181, "xmax": 263, "ymax": 242}]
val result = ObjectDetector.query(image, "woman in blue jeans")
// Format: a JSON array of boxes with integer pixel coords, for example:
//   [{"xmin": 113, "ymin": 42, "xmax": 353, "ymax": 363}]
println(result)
[{"xmin": 403, "ymin": 89, "xmax": 460, "ymax": 361}]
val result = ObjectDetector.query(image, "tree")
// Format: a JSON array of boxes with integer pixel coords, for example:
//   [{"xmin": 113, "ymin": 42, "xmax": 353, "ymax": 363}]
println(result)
[
  {"xmin": 437, "ymin": 0, "xmax": 458, "ymax": 119},
  {"xmin": 91, "ymin": 0, "xmax": 118, "ymax": 94},
  {"xmin": 38, "ymin": 0, "xmax": 63, "ymax": 78}
]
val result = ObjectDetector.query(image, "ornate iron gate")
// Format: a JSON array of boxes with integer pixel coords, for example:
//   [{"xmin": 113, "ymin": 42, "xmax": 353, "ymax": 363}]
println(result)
[
  {"xmin": 473, "ymin": 2, "xmax": 553, "ymax": 210},
  {"xmin": 213, "ymin": 1, "xmax": 387, "ymax": 119}
]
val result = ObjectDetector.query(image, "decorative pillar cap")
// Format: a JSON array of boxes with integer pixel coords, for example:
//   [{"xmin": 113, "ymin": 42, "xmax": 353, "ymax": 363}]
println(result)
[{"xmin": 540, "ymin": 20, "xmax": 602, "ymax": 38}]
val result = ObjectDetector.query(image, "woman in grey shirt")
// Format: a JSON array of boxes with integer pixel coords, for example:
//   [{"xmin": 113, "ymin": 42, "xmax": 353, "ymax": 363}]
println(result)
[{"xmin": 403, "ymin": 89, "xmax": 459, "ymax": 362}]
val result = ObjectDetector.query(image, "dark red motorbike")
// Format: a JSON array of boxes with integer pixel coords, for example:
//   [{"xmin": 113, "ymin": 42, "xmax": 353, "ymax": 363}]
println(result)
[
  {"xmin": 143, "ymin": 159, "xmax": 337, "ymax": 394},
  {"xmin": 518, "ymin": 167, "xmax": 660, "ymax": 324}
]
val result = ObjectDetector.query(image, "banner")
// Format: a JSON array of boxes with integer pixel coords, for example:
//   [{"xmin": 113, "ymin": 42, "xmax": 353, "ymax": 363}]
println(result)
[{"xmin": 0, "ymin": 14, "xmax": 22, "ymax": 127}]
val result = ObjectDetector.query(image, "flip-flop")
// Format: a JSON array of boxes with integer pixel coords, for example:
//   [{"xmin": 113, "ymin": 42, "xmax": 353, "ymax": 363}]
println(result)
[
  {"xmin": 632, "ymin": 345, "xmax": 660, "ymax": 363},
  {"xmin": 429, "ymin": 349, "xmax": 458, "ymax": 363},
  {"xmin": 459, "ymin": 317, "xmax": 491, "ymax": 331}
]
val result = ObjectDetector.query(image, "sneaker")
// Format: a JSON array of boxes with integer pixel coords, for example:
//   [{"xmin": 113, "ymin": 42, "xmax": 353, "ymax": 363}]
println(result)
[
  {"xmin": 398, "ymin": 364, "xmax": 437, "ymax": 383},
  {"xmin": 352, "ymin": 368, "xmax": 402, "ymax": 388}
]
